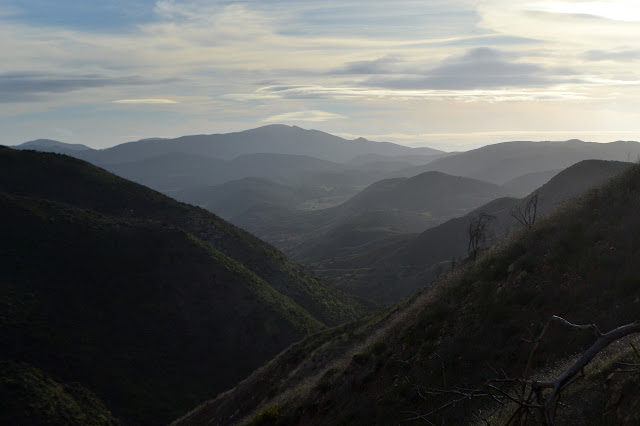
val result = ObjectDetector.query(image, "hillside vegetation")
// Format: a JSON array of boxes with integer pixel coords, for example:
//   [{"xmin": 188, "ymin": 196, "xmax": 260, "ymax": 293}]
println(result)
[
  {"xmin": 0, "ymin": 147, "xmax": 370, "ymax": 424},
  {"xmin": 306, "ymin": 160, "xmax": 632, "ymax": 304},
  {"xmin": 175, "ymin": 163, "xmax": 640, "ymax": 425},
  {"xmin": 0, "ymin": 360, "xmax": 118, "ymax": 426}
]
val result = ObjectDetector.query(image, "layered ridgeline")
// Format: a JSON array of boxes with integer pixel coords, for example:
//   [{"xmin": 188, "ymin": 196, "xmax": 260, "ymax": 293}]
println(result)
[
  {"xmin": 0, "ymin": 147, "xmax": 371, "ymax": 424},
  {"xmin": 18, "ymin": 124, "xmax": 443, "ymax": 164},
  {"xmin": 175, "ymin": 163, "xmax": 640, "ymax": 426},
  {"xmin": 399, "ymin": 138, "xmax": 640, "ymax": 184},
  {"xmin": 235, "ymin": 172, "xmax": 507, "ymax": 268},
  {"xmin": 15, "ymin": 125, "xmax": 448, "ymax": 220},
  {"xmin": 311, "ymin": 160, "xmax": 633, "ymax": 304}
]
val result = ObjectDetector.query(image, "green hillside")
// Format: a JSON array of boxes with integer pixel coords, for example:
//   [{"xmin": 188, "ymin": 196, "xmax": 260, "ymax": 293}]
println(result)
[
  {"xmin": 0, "ymin": 147, "xmax": 369, "ymax": 327},
  {"xmin": 0, "ymin": 147, "xmax": 370, "ymax": 424},
  {"xmin": 175, "ymin": 164, "xmax": 640, "ymax": 425},
  {"xmin": 0, "ymin": 360, "xmax": 119, "ymax": 426}
]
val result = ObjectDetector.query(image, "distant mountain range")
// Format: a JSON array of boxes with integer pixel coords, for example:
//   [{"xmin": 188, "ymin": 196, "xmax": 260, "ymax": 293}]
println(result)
[
  {"xmin": 15, "ymin": 124, "xmax": 443, "ymax": 163},
  {"xmin": 399, "ymin": 139, "xmax": 640, "ymax": 184},
  {"xmin": 0, "ymin": 147, "xmax": 371, "ymax": 424}
]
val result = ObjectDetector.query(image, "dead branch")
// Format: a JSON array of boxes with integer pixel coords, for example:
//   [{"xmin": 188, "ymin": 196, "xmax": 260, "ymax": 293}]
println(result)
[
  {"xmin": 468, "ymin": 213, "xmax": 495, "ymax": 260},
  {"xmin": 541, "ymin": 320, "xmax": 640, "ymax": 425},
  {"xmin": 510, "ymin": 191, "xmax": 539, "ymax": 229},
  {"xmin": 409, "ymin": 317, "xmax": 640, "ymax": 425}
]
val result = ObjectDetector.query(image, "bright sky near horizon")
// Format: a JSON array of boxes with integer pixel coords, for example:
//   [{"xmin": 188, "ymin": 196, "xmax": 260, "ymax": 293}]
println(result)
[{"xmin": 2, "ymin": 0, "xmax": 640, "ymax": 150}]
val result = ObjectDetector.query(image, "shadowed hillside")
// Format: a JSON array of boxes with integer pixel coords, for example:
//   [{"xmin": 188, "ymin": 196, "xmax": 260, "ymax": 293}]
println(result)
[
  {"xmin": 235, "ymin": 171, "xmax": 507, "ymax": 260},
  {"xmin": 310, "ymin": 160, "xmax": 632, "ymax": 303},
  {"xmin": 174, "ymin": 162, "xmax": 640, "ymax": 426},
  {"xmin": 0, "ymin": 147, "xmax": 371, "ymax": 424},
  {"xmin": 0, "ymin": 360, "xmax": 118, "ymax": 426}
]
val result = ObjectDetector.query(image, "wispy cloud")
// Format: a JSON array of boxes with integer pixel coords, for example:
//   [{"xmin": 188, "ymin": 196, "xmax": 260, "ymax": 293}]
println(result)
[
  {"xmin": 242, "ymin": 85, "xmax": 590, "ymax": 102},
  {"xmin": 584, "ymin": 49, "xmax": 640, "ymax": 62},
  {"xmin": 2, "ymin": 0, "xmax": 640, "ymax": 149},
  {"xmin": 0, "ymin": 72, "xmax": 175, "ymax": 103},
  {"xmin": 360, "ymin": 47, "xmax": 572, "ymax": 90},
  {"xmin": 263, "ymin": 110, "xmax": 346, "ymax": 122},
  {"xmin": 112, "ymin": 98, "xmax": 179, "ymax": 104}
]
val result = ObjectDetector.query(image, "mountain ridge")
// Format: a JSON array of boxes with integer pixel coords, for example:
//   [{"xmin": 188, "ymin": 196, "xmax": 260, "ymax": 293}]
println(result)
[
  {"xmin": 174, "ymin": 161, "xmax": 640, "ymax": 426},
  {"xmin": 0, "ymin": 146, "xmax": 371, "ymax": 424}
]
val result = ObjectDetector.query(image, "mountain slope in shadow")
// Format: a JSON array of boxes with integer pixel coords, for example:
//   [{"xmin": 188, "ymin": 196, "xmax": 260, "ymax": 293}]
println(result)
[
  {"xmin": 311, "ymin": 160, "xmax": 633, "ymax": 303},
  {"xmin": 174, "ymin": 162, "xmax": 640, "ymax": 426},
  {"xmin": 0, "ymin": 147, "xmax": 371, "ymax": 424},
  {"xmin": 233, "ymin": 171, "xmax": 507, "ymax": 266}
]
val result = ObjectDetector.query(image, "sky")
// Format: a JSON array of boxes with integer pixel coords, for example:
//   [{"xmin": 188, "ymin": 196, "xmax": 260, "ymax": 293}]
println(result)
[{"xmin": 2, "ymin": 0, "xmax": 640, "ymax": 151}]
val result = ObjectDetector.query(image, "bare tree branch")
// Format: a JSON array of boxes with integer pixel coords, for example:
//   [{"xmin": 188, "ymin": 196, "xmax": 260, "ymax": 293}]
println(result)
[
  {"xmin": 410, "ymin": 317, "xmax": 640, "ymax": 425},
  {"xmin": 510, "ymin": 191, "xmax": 539, "ymax": 229},
  {"xmin": 468, "ymin": 212, "xmax": 495, "ymax": 260}
]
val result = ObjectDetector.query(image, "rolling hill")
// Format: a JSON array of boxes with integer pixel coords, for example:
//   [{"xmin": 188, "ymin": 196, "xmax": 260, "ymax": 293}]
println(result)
[
  {"xmin": 309, "ymin": 160, "xmax": 633, "ymax": 303},
  {"xmin": 174, "ymin": 161, "xmax": 640, "ymax": 426},
  {"xmin": 233, "ymin": 171, "xmax": 508, "ymax": 264},
  {"xmin": 0, "ymin": 147, "xmax": 371, "ymax": 424}
]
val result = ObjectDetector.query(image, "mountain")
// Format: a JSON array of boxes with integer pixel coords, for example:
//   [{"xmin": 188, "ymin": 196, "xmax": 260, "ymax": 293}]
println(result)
[
  {"xmin": 176, "ymin": 177, "xmax": 303, "ymax": 219},
  {"xmin": 309, "ymin": 160, "xmax": 633, "ymax": 304},
  {"xmin": 236, "ymin": 171, "xmax": 506, "ymax": 263},
  {"xmin": 16, "ymin": 139, "xmax": 94, "ymax": 154},
  {"xmin": 56, "ymin": 124, "xmax": 443, "ymax": 165},
  {"xmin": 501, "ymin": 168, "xmax": 562, "ymax": 196},
  {"xmin": 174, "ymin": 162, "xmax": 640, "ymax": 426},
  {"xmin": 0, "ymin": 360, "xmax": 119, "ymax": 426},
  {"xmin": 340, "ymin": 171, "xmax": 505, "ymax": 214},
  {"xmin": 346, "ymin": 152, "xmax": 450, "ymax": 167},
  {"xmin": 106, "ymin": 152, "xmax": 349, "ymax": 194},
  {"xmin": 397, "ymin": 139, "xmax": 640, "ymax": 184},
  {"xmin": 0, "ymin": 147, "xmax": 371, "ymax": 424}
]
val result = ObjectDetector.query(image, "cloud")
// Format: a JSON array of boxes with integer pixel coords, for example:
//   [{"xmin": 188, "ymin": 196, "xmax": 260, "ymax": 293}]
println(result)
[
  {"xmin": 584, "ymin": 49, "xmax": 640, "ymax": 62},
  {"xmin": 331, "ymin": 55, "xmax": 405, "ymax": 75},
  {"xmin": 112, "ymin": 98, "xmax": 179, "ymax": 104},
  {"xmin": 0, "ymin": 72, "xmax": 176, "ymax": 102},
  {"xmin": 231, "ymin": 84, "xmax": 589, "ymax": 103},
  {"xmin": 263, "ymin": 110, "xmax": 346, "ymax": 122},
  {"xmin": 360, "ymin": 48, "xmax": 572, "ymax": 90}
]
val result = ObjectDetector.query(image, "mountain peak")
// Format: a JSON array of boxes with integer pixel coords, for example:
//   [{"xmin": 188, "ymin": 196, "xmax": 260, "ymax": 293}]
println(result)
[{"xmin": 16, "ymin": 139, "xmax": 93, "ymax": 151}]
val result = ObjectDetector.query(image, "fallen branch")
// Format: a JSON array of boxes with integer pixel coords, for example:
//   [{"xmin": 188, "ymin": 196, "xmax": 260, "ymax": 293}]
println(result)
[{"xmin": 409, "ymin": 316, "xmax": 640, "ymax": 425}]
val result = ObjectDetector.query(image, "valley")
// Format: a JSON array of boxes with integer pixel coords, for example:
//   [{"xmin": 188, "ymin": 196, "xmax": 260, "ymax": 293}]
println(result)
[{"xmin": 4, "ymin": 125, "xmax": 640, "ymax": 425}]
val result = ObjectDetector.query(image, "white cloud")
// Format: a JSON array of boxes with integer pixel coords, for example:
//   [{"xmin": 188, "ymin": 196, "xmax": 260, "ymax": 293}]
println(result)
[
  {"xmin": 2, "ymin": 0, "xmax": 640, "ymax": 150},
  {"xmin": 263, "ymin": 110, "xmax": 346, "ymax": 122},
  {"xmin": 112, "ymin": 99, "xmax": 179, "ymax": 104}
]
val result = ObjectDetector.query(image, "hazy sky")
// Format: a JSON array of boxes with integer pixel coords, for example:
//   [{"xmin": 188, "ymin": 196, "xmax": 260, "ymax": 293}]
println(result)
[{"xmin": 2, "ymin": 0, "xmax": 640, "ymax": 150}]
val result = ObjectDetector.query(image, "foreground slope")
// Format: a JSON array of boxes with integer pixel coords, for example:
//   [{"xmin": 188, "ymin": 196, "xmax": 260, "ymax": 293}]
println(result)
[
  {"xmin": 0, "ymin": 147, "xmax": 369, "ymax": 424},
  {"xmin": 0, "ymin": 360, "xmax": 119, "ymax": 426},
  {"xmin": 176, "ymin": 163, "xmax": 640, "ymax": 425}
]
